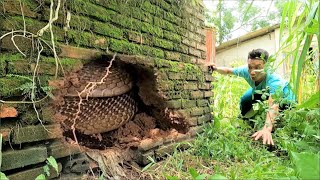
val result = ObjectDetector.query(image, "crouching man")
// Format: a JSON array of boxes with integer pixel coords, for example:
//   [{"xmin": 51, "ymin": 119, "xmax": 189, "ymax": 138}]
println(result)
[{"xmin": 206, "ymin": 49, "xmax": 295, "ymax": 145}]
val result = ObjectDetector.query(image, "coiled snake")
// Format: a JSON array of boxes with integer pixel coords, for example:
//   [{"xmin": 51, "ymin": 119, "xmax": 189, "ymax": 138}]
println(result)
[{"xmin": 59, "ymin": 64, "xmax": 137, "ymax": 135}]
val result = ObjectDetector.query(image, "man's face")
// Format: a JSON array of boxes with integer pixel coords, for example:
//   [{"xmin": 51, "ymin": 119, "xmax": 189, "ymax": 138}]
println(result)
[{"xmin": 248, "ymin": 58, "xmax": 266, "ymax": 82}]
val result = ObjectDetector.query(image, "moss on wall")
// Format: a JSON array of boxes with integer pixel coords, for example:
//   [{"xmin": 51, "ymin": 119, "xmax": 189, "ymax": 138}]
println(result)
[{"xmin": 0, "ymin": 75, "xmax": 33, "ymax": 97}]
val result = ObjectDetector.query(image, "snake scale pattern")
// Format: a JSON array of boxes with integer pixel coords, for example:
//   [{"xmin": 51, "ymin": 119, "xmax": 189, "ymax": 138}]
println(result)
[{"xmin": 59, "ymin": 64, "xmax": 137, "ymax": 135}]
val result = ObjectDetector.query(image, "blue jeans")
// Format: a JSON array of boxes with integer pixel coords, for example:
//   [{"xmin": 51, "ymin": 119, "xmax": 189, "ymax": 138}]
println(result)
[
  {"xmin": 240, "ymin": 88, "xmax": 264, "ymax": 116},
  {"xmin": 240, "ymin": 88, "xmax": 292, "ymax": 116}
]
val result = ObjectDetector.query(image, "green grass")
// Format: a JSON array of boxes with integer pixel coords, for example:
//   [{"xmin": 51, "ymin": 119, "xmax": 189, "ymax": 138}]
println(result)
[{"xmin": 145, "ymin": 68, "xmax": 319, "ymax": 179}]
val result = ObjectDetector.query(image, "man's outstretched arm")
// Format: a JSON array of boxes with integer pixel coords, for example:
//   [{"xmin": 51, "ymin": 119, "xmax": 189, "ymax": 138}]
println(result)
[
  {"xmin": 252, "ymin": 96, "xmax": 279, "ymax": 145},
  {"xmin": 206, "ymin": 63, "xmax": 234, "ymax": 75}
]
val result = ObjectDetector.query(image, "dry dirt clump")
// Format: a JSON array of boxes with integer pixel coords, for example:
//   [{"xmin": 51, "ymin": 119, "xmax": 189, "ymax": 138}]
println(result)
[
  {"xmin": 0, "ymin": 105, "xmax": 18, "ymax": 118},
  {"xmin": 63, "ymin": 112, "xmax": 174, "ymax": 149}
]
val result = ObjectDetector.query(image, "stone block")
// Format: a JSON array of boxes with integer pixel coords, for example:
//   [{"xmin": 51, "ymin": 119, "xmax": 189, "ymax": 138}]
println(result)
[
  {"xmin": 165, "ymin": 51, "xmax": 181, "ymax": 61},
  {"xmin": 168, "ymin": 72, "xmax": 183, "ymax": 80},
  {"xmin": 0, "ymin": 106, "xmax": 18, "ymax": 118},
  {"xmin": 195, "ymin": 11, "xmax": 205, "ymax": 21},
  {"xmin": 155, "ymin": 71, "xmax": 168, "ymax": 80},
  {"xmin": 201, "ymin": 51, "xmax": 207, "ymax": 59},
  {"xmin": 163, "ymin": 131, "xmax": 190, "ymax": 144},
  {"xmin": 138, "ymin": 138, "xmax": 164, "ymax": 152},
  {"xmin": 0, "ymin": 75, "xmax": 31, "ymax": 97},
  {"xmin": 190, "ymin": 107, "xmax": 204, "ymax": 116},
  {"xmin": 140, "ymin": 150, "xmax": 155, "ymax": 165},
  {"xmin": 140, "ymin": 46, "xmax": 165, "ymax": 58},
  {"xmin": 0, "ymin": 1, "xmax": 38, "ymax": 18},
  {"xmin": 187, "ymin": 125, "xmax": 205, "ymax": 137},
  {"xmin": 196, "ymin": 43, "xmax": 207, "ymax": 52},
  {"xmin": 183, "ymin": 82, "xmax": 198, "ymax": 90},
  {"xmin": 197, "ymin": 99, "xmax": 209, "ymax": 107},
  {"xmin": 196, "ymin": 29, "xmax": 206, "ymax": 37},
  {"xmin": 186, "ymin": 74, "xmax": 198, "ymax": 81},
  {"xmin": 67, "ymin": 30, "xmax": 108, "ymax": 49},
  {"xmin": 180, "ymin": 54, "xmax": 192, "ymax": 63},
  {"xmin": 163, "ymin": 90, "xmax": 189, "ymax": 100},
  {"xmin": 153, "ymin": 37, "xmax": 174, "ymax": 50},
  {"xmin": 141, "ymin": 22, "xmax": 163, "ymax": 37},
  {"xmin": 154, "ymin": 17, "xmax": 176, "ymax": 33},
  {"xmin": 181, "ymin": 99, "xmax": 197, "ymax": 108},
  {"xmin": 6, "ymin": 60, "xmax": 30, "ymax": 75},
  {"xmin": 198, "ymin": 114, "xmax": 212, "ymax": 125},
  {"xmin": 109, "ymin": 39, "xmax": 141, "ymax": 55},
  {"xmin": 205, "ymin": 74, "xmax": 215, "ymax": 82},
  {"xmin": 164, "ymin": 11, "xmax": 179, "ymax": 25},
  {"xmin": 209, "ymin": 98, "xmax": 214, "ymax": 104},
  {"xmin": 176, "ymin": 109, "xmax": 191, "ymax": 118},
  {"xmin": 13, "ymin": 124, "xmax": 63, "ymax": 144},
  {"xmin": 92, "ymin": 21, "xmax": 123, "ymax": 39},
  {"xmin": 177, "ymin": 27, "xmax": 188, "ymax": 39},
  {"xmin": 186, "ymin": 117, "xmax": 198, "ymax": 126},
  {"xmin": 189, "ymin": 47, "xmax": 201, "ymax": 58},
  {"xmin": 47, "ymin": 141, "xmax": 81, "ymax": 159},
  {"xmin": 2, "ymin": 146, "xmax": 47, "ymax": 171},
  {"xmin": 190, "ymin": 91, "xmax": 203, "ymax": 99},
  {"xmin": 155, "ymin": 143, "xmax": 176, "ymax": 158},
  {"xmin": 163, "ymin": 31, "xmax": 181, "ymax": 43},
  {"xmin": 127, "ymin": 31, "xmax": 145, "ymax": 44},
  {"xmin": 59, "ymin": 45, "xmax": 104, "ymax": 60},
  {"xmin": 198, "ymin": 83, "xmax": 212, "ymax": 90},
  {"xmin": 173, "ymin": 43, "xmax": 188, "ymax": 54},
  {"xmin": 7, "ymin": 163, "xmax": 62, "ymax": 180},
  {"xmin": 0, "ymin": 128, "xmax": 11, "ymax": 142},
  {"xmin": 203, "ymin": 107, "xmax": 212, "ymax": 114},
  {"xmin": 204, "ymin": 91, "xmax": 214, "ymax": 98},
  {"xmin": 166, "ymin": 100, "xmax": 182, "ymax": 109},
  {"xmin": 0, "ymin": 35, "xmax": 33, "ymax": 58},
  {"xmin": 156, "ymin": 80, "xmax": 175, "ymax": 91}
]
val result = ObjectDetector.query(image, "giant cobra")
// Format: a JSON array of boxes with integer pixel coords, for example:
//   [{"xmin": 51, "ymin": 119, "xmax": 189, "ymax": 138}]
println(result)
[{"xmin": 59, "ymin": 63, "xmax": 138, "ymax": 135}]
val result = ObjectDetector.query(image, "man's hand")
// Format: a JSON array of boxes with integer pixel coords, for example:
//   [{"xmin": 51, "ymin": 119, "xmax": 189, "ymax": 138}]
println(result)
[
  {"xmin": 206, "ymin": 63, "xmax": 217, "ymax": 71},
  {"xmin": 251, "ymin": 125, "xmax": 274, "ymax": 145}
]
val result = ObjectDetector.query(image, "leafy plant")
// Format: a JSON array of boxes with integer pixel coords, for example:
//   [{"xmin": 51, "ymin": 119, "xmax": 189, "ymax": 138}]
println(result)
[
  {"xmin": 0, "ymin": 134, "xmax": 9, "ymax": 180},
  {"xmin": 35, "ymin": 156, "xmax": 59, "ymax": 180}
]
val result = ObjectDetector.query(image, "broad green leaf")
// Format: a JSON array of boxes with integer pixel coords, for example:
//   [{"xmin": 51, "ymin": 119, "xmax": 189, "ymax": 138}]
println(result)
[
  {"xmin": 165, "ymin": 175, "xmax": 179, "ymax": 180},
  {"xmin": 141, "ymin": 161, "xmax": 154, "ymax": 172},
  {"xmin": 291, "ymin": 151, "xmax": 320, "ymax": 179},
  {"xmin": 189, "ymin": 168, "xmax": 198, "ymax": 179},
  {"xmin": 43, "ymin": 165, "xmax": 50, "ymax": 177},
  {"xmin": 195, "ymin": 174, "xmax": 208, "ymax": 180},
  {"xmin": 0, "ymin": 172, "xmax": 8, "ymax": 180},
  {"xmin": 35, "ymin": 174, "xmax": 46, "ymax": 180},
  {"xmin": 0, "ymin": 134, "xmax": 2, "ymax": 168},
  {"xmin": 208, "ymin": 174, "xmax": 228, "ymax": 180},
  {"xmin": 297, "ymin": 91, "xmax": 320, "ymax": 108},
  {"xmin": 46, "ymin": 156, "xmax": 58, "ymax": 174}
]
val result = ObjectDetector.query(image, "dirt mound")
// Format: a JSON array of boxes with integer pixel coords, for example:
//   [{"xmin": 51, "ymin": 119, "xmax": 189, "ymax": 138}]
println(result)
[{"xmin": 63, "ymin": 112, "xmax": 170, "ymax": 149}]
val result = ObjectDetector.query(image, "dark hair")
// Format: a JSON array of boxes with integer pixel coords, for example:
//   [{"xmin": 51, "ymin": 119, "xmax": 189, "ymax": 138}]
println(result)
[{"xmin": 248, "ymin": 49, "xmax": 269, "ymax": 62}]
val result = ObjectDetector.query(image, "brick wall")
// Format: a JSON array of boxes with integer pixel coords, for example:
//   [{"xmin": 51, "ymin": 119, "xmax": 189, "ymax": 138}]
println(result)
[{"xmin": 0, "ymin": 0, "xmax": 214, "ymax": 178}]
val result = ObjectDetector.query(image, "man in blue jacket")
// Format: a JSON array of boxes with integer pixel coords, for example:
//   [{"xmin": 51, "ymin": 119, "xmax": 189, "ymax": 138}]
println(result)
[{"xmin": 207, "ymin": 49, "xmax": 295, "ymax": 145}]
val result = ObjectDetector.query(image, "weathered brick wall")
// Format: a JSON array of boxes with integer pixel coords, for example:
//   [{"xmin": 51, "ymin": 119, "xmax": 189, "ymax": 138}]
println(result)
[{"xmin": 0, "ymin": 0, "xmax": 214, "ymax": 178}]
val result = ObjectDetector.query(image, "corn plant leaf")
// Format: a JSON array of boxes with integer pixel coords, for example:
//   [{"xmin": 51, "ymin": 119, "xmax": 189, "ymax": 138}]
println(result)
[
  {"xmin": 208, "ymin": 174, "xmax": 228, "ymax": 180},
  {"xmin": 291, "ymin": 151, "xmax": 320, "ymax": 180},
  {"xmin": 189, "ymin": 168, "xmax": 199, "ymax": 179},
  {"xmin": 165, "ymin": 175, "xmax": 179, "ymax": 180},
  {"xmin": 35, "ymin": 174, "xmax": 46, "ymax": 180},
  {"xmin": 0, "ymin": 172, "xmax": 8, "ymax": 180},
  {"xmin": 0, "ymin": 134, "xmax": 2, "ymax": 169},
  {"xmin": 195, "ymin": 174, "xmax": 208, "ymax": 180},
  {"xmin": 46, "ymin": 156, "xmax": 59, "ymax": 174},
  {"xmin": 297, "ymin": 91, "xmax": 320, "ymax": 108}
]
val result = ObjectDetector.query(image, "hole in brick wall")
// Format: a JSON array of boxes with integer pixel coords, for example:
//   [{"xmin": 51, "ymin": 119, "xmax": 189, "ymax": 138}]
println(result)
[{"xmin": 58, "ymin": 56, "xmax": 190, "ymax": 150}]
